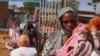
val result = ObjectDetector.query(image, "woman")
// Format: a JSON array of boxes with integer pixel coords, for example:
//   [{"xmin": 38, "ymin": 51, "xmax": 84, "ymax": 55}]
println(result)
[
  {"xmin": 23, "ymin": 22, "xmax": 38, "ymax": 47},
  {"xmin": 56, "ymin": 16, "xmax": 95, "ymax": 56},
  {"xmin": 10, "ymin": 34, "xmax": 37, "ymax": 56},
  {"xmin": 6, "ymin": 15, "xmax": 22, "ymax": 50},
  {"xmin": 42, "ymin": 7, "xmax": 77, "ymax": 56}
]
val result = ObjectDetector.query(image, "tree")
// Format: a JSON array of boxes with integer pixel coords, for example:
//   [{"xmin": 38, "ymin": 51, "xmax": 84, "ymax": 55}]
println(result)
[
  {"xmin": 92, "ymin": 0, "xmax": 100, "ymax": 3},
  {"xmin": 67, "ymin": 0, "xmax": 80, "ymax": 10},
  {"xmin": 23, "ymin": 2, "xmax": 39, "ymax": 14}
]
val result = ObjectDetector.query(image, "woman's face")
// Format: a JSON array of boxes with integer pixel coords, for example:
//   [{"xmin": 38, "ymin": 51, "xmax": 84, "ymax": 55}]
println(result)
[{"xmin": 61, "ymin": 12, "xmax": 77, "ymax": 32}]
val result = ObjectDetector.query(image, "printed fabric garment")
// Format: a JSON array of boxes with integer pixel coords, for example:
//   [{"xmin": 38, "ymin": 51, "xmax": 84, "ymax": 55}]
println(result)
[
  {"xmin": 10, "ymin": 47, "xmax": 37, "ymax": 56},
  {"xmin": 56, "ymin": 24, "xmax": 94, "ymax": 56},
  {"xmin": 42, "ymin": 40, "xmax": 51, "ymax": 56},
  {"xmin": 42, "ymin": 30, "xmax": 65, "ymax": 56}
]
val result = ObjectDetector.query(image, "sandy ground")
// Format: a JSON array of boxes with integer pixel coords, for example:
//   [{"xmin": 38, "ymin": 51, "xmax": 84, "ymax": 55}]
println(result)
[{"xmin": 0, "ymin": 30, "xmax": 9, "ymax": 56}]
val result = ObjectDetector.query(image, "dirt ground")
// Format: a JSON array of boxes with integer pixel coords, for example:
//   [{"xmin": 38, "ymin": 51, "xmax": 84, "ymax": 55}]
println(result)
[{"xmin": 0, "ymin": 30, "xmax": 9, "ymax": 56}]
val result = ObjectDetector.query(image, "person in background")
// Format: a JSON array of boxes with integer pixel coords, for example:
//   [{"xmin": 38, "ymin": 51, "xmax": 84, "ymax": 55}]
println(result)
[
  {"xmin": 32, "ymin": 7, "xmax": 40, "ymax": 53},
  {"xmin": 6, "ymin": 15, "xmax": 22, "ymax": 51},
  {"xmin": 32, "ymin": 7, "xmax": 40, "ymax": 34},
  {"xmin": 25, "ymin": 13, "xmax": 30, "ymax": 20},
  {"xmin": 33, "ymin": 7, "xmax": 39, "ymax": 23},
  {"xmin": 10, "ymin": 34, "xmax": 37, "ymax": 56},
  {"xmin": 42, "ymin": 7, "xmax": 77, "ymax": 56},
  {"xmin": 8, "ymin": 15, "xmax": 21, "ymax": 41},
  {"xmin": 23, "ymin": 22, "xmax": 38, "ymax": 48}
]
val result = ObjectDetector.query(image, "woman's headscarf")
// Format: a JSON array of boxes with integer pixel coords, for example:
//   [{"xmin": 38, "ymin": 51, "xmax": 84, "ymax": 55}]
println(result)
[{"xmin": 57, "ymin": 7, "xmax": 77, "ymax": 37}]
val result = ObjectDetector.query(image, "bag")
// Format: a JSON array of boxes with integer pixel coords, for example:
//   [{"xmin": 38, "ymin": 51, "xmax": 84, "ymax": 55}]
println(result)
[{"xmin": 6, "ymin": 41, "xmax": 17, "ymax": 50}]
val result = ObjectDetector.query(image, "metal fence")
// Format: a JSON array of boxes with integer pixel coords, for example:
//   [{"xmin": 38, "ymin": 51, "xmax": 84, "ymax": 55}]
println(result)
[
  {"xmin": 0, "ymin": 0, "xmax": 64, "ymax": 34},
  {"xmin": 0, "ymin": 2, "xmax": 25, "ymax": 29},
  {"xmin": 0, "ymin": 0, "xmax": 66, "ymax": 56},
  {"xmin": 39, "ymin": 0, "xmax": 62, "ymax": 37}
]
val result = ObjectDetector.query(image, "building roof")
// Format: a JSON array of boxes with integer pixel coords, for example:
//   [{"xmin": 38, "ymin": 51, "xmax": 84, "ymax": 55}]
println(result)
[{"xmin": 77, "ymin": 10, "xmax": 95, "ymax": 17}]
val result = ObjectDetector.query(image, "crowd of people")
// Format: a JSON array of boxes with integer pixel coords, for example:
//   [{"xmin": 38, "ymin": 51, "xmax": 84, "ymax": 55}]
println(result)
[
  {"xmin": 5, "ymin": 6, "xmax": 100, "ymax": 56},
  {"xmin": 6, "ymin": 7, "xmax": 39, "ymax": 56}
]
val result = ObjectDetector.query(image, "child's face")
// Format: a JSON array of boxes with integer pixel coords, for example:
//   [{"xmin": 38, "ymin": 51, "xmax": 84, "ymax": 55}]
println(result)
[{"xmin": 12, "ymin": 22, "xmax": 17, "ymax": 29}]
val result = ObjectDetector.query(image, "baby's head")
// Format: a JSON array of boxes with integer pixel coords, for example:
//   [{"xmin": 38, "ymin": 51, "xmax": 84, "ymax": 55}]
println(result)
[{"xmin": 17, "ymin": 34, "xmax": 30, "ymax": 47}]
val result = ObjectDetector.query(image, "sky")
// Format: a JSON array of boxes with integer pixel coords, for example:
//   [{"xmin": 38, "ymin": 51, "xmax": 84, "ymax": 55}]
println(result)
[
  {"xmin": 9, "ymin": 1, "xmax": 24, "ymax": 7},
  {"xmin": 9, "ymin": 0, "xmax": 95, "ymax": 11}
]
